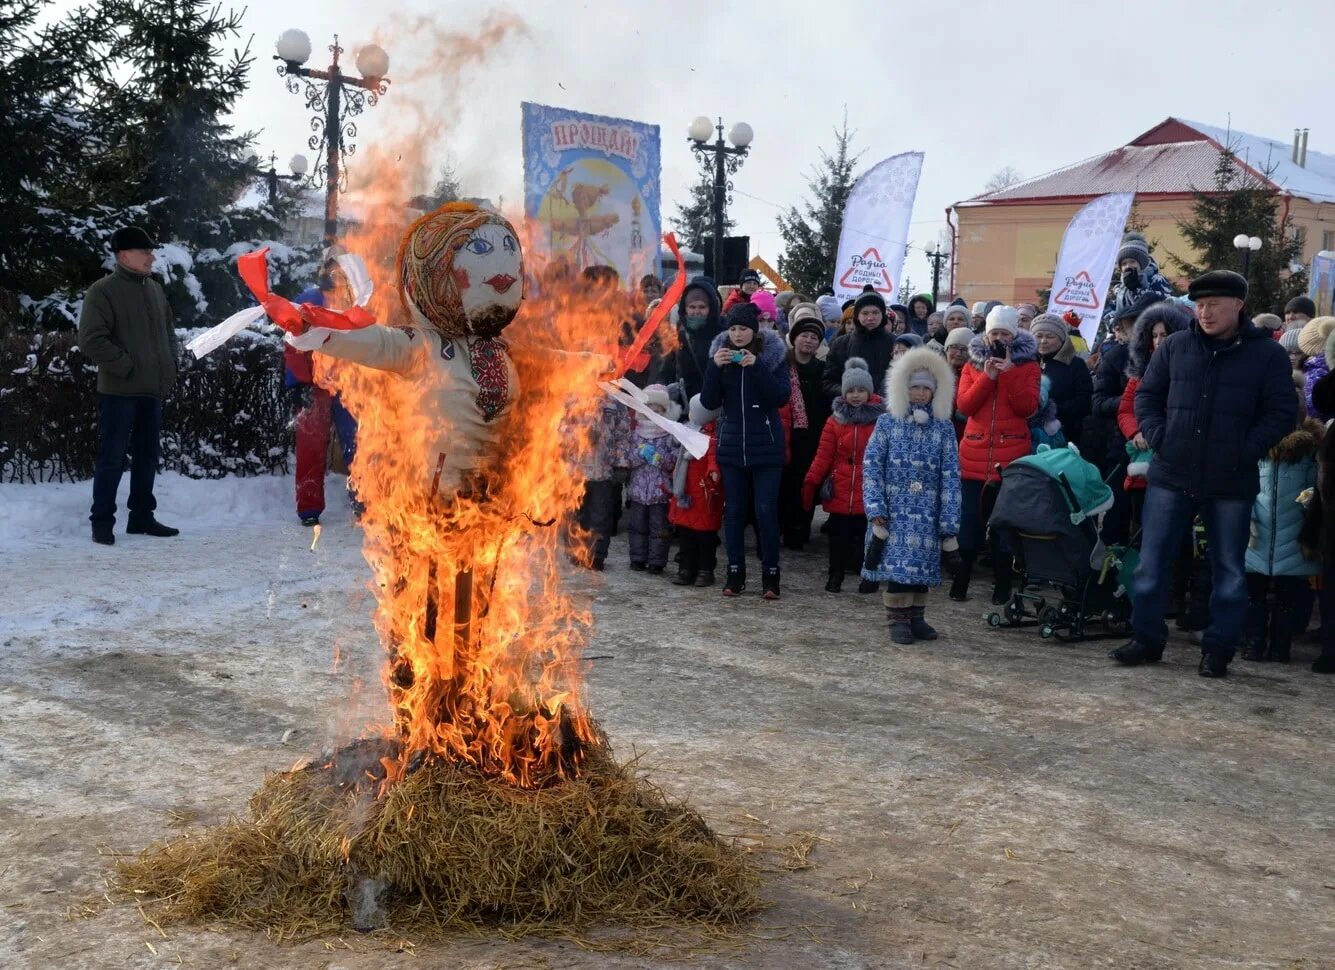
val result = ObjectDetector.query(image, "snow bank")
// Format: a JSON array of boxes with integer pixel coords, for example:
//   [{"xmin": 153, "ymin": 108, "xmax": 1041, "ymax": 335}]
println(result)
[{"xmin": 0, "ymin": 472, "xmax": 314, "ymax": 548}]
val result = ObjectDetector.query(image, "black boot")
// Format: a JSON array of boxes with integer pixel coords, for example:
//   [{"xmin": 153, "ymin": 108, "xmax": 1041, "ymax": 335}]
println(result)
[
  {"xmin": 1268, "ymin": 600, "xmax": 1292, "ymax": 663},
  {"xmin": 695, "ymin": 570, "xmax": 715, "ymax": 588},
  {"xmin": 909, "ymin": 605, "xmax": 938, "ymax": 640},
  {"xmin": 672, "ymin": 570, "xmax": 697, "ymax": 586},
  {"xmin": 1109, "ymin": 639, "xmax": 1164, "ymax": 666},
  {"xmin": 857, "ymin": 579, "xmax": 879, "ymax": 594},
  {"xmin": 949, "ymin": 552, "xmax": 974, "ymax": 602},
  {"xmin": 1198, "ymin": 651, "xmax": 1230, "ymax": 678},
  {"xmin": 127, "ymin": 516, "xmax": 179, "ymax": 537},
  {"xmin": 91, "ymin": 522, "xmax": 115, "ymax": 546},
  {"xmin": 888, "ymin": 607, "xmax": 913, "ymax": 644},
  {"xmin": 824, "ymin": 571, "xmax": 843, "ymax": 593},
  {"xmin": 1241, "ymin": 596, "xmax": 1267, "ymax": 662},
  {"xmin": 762, "ymin": 567, "xmax": 781, "ymax": 601},
  {"xmin": 722, "ymin": 565, "xmax": 746, "ymax": 597},
  {"xmin": 1313, "ymin": 649, "xmax": 1335, "ymax": 674}
]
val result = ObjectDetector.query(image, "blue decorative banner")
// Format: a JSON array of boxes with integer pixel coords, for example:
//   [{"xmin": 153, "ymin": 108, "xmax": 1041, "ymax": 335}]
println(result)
[{"xmin": 521, "ymin": 102, "xmax": 661, "ymax": 287}]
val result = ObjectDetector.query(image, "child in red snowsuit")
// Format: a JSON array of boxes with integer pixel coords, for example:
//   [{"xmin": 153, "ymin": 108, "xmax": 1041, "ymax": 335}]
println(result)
[
  {"xmin": 669, "ymin": 395, "xmax": 723, "ymax": 587},
  {"xmin": 802, "ymin": 357, "xmax": 885, "ymax": 592}
]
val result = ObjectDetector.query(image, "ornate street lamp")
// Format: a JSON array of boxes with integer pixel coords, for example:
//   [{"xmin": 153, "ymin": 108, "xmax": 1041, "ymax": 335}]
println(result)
[
  {"xmin": 275, "ymin": 29, "xmax": 390, "ymax": 245},
  {"xmin": 688, "ymin": 116, "xmax": 752, "ymax": 282},
  {"xmin": 245, "ymin": 151, "xmax": 309, "ymax": 204}
]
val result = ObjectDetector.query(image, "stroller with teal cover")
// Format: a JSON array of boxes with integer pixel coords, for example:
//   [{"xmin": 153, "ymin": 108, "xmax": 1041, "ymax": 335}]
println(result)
[{"xmin": 985, "ymin": 444, "xmax": 1136, "ymax": 641}]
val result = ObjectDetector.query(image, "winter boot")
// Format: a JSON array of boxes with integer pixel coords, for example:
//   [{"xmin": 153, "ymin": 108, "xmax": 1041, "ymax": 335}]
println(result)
[
  {"xmin": 824, "ymin": 571, "xmax": 843, "ymax": 594},
  {"xmin": 857, "ymin": 579, "xmax": 879, "ymax": 594},
  {"xmin": 949, "ymin": 552, "xmax": 974, "ymax": 602},
  {"xmin": 672, "ymin": 570, "xmax": 697, "ymax": 586},
  {"xmin": 887, "ymin": 608, "xmax": 914, "ymax": 644},
  {"xmin": 1268, "ymin": 594, "xmax": 1293, "ymax": 663},
  {"xmin": 722, "ymin": 565, "xmax": 746, "ymax": 597},
  {"xmin": 762, "ymin": 567, "xmax": 781, "ymax": 601},
  {"xmin": 910, "ymin": 594, "xmax": 938, "ymax": 640},
  {"xmin": 91, "ymin": 523, "xmax": 114, "ymax": 546},
  {"xmin": 126, "ymin": 516, "xmax": 179, "ymax": 537},
  {"xmin": 990, "ymin": 553, "xmax": 1015, "ymax": 606},
  {"xmin": 1198, "ymin": 650, "xmax": 1230, "ymax": 678},
  {"xmin": 1109, "ymin": 639, "xmax": 1165, "ymax": 666},
  {"xmin": 694, "ymin": 570, "xmax": 715, "ymax": 588},
  {"xmin": 1313, "ymin": 649, "xmax": 1335, "ymax": 674}
]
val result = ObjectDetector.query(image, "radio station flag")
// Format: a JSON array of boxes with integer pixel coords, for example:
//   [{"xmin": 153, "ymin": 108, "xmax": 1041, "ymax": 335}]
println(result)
[
  {"xmin": 521, "ymin": 102, "xmax": 660, "ymax": 287},
  {"xmin": 1310, "ymin": 251, "xmax": 1335, "ymax": 316},
  {"xmin": 1047, "ymin": 192, "xmax": 1135, "ymax": 345},
  {"xmin": 832, "ymin": 151, "xmax": 924, "ymax": 303}
]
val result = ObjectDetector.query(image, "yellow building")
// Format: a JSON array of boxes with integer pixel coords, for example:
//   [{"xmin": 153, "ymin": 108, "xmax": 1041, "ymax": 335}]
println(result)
[{"xmin": 949, "ymin": 118, "xmax": 1335, "ymax": 308}]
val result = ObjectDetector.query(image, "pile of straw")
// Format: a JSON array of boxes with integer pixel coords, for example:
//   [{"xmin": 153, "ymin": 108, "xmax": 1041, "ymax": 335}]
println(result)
[{"xmin": 116, "ymin": 741, "xmax": 762, "ymax": 940}]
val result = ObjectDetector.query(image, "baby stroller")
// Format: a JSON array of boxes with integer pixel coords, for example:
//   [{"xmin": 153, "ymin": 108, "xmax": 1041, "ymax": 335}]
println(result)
[{"xmin": 985, "ymin": 444, "xmax": 1135, "ymax": 641}]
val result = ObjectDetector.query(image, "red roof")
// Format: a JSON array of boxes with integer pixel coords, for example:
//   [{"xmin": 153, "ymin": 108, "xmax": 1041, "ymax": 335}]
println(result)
[{"xmin": 956, "ymin": 117, "xmax": 1335, "ymax": 207}]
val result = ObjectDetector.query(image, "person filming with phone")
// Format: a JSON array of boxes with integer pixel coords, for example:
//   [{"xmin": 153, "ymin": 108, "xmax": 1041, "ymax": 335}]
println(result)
[{"xmin": 950, "ymin": 305, "xmax": 1042, "ymax": 604}]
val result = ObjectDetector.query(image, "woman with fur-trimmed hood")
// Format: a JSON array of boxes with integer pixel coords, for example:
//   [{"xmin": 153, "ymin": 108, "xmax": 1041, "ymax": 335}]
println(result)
[
  {"xmin": 861, "ymin": 346, "xmax": 962, "ymax": 645},
  {"xmin": 1116, "ymin": 302, "xmax": 1191, "ymax": 509}
]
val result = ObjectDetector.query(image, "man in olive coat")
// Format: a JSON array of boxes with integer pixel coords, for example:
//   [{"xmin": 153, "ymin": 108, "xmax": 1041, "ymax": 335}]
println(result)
[{"xmin": 77, "ymin": 226, "xmax": 180, "ymax": 545}]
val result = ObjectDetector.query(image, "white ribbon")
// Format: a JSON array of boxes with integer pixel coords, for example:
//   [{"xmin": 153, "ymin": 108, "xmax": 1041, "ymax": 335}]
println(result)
[{"xmin": 597, "ymin": 379, "xmax": 709, "ymax": 460}]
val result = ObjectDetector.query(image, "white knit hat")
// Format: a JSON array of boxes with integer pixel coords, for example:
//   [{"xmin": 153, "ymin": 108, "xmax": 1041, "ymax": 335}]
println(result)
[
  {"xmin": 971, "ymin": 301, "xmax": 988, "ymax": 317},
  {"xmin": 944, "ymin": 327, "xmax": 974, "ymax": 350},
  {"xmin": 985, "ymin": 305, "xmax": 1020, "ymax": 336}
]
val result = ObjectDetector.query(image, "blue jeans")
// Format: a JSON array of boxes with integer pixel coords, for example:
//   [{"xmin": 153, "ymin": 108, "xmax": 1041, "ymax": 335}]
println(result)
[
  {"xmin": 721, "ymin": 464, "xmax": 782, "ymax": 571},
  {"xmin": 90, "ymin": 394, "xmax": 162, "ymax": 527},
  {"xmin": 1131, "ymin": 485, "xmax": 1250, "ymax": 657}
]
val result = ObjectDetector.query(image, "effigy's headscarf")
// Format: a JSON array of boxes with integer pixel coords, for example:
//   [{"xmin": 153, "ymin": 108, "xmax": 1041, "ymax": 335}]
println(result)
[{"xmin": 397, "ymin": 202, "xmax": 525, "ymax": 341}]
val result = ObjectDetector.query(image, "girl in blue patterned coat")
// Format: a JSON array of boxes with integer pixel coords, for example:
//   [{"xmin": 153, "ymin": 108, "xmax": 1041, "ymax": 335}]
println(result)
[{"xmin": 862, "ymin": 346, "xmax": 963, "ymax": 644}]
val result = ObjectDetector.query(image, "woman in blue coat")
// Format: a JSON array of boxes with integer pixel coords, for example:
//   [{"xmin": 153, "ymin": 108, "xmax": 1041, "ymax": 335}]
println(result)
[
  {"xmin": 862, "ymin": 346, "xmax": 962, "ymax": 644},
  {"xmin": 701, "ymin": 301, "xmax": 791, "ymax": 599},
  {"xmin": 1243, "ymin": 406, "xmax": 1321, "ymax": 663}
]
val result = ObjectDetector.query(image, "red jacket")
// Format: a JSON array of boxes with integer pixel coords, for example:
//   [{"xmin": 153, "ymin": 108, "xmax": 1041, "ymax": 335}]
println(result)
[
  {"xmin": 801, "ymin": 396, "xmax": 884, "ymax": 516},
  {"xmin": 722, "ymin": 289, "xmax": 750, "ymax": 314},
  {"xmin": 1117, "ymin": 376, "xmax": 1146, "ymax": 491},
  {"xmin": 956, "ymin": 331, "xmax": 1042, "ymax": 483},
  {"xmin": 668, "ymin": 422, "xmax": 722, "ymax": 531}
]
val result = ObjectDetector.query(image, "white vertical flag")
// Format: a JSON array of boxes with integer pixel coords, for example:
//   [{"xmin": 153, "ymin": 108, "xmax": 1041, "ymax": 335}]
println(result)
[
  {"xmin": 832, "ymin": 152, "xmax": 924, "ymax": 303},
  {"xmin": 1048, "ymin": 192, "xmax": 1135, "ymax": 345}
]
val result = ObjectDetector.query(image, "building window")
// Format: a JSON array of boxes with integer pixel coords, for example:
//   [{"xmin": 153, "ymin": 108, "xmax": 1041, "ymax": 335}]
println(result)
[{"xmin": 1324, "ymin": 229, "xmax": 1335, "ymax": 252}]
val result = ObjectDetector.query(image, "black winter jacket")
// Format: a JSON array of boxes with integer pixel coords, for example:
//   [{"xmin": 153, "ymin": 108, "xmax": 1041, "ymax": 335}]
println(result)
[
  {"xmin": 1086, "ymin": 339, "xmax": 1130, "ymax": 467},
  {"xmin": 1041, "ymin": 341, "xmax": 1093, "ymax": 446},
  {"xmin": 701, "ymin": 329, "xmax": 791, "ymax": 468},
  {"xmin": 822, "ymin": 322, "xmax": 894, "ymax": 399},
  {"xmin": 661, "ymin": 275, "xmax": 725, "ymax": 405},
  {"xmin": 1134, "ymin": 317, "xmax": 1297, "ymax": 501}
]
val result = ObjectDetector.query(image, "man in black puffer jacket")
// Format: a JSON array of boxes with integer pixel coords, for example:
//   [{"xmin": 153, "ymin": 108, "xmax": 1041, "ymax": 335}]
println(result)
[
  {"xmin": 823, "ymin": 289, "xmax": 894, "ymax": 399},
  {"xmin": 1113, "ymin": 271, "xmax": 1296, "ymax": 678}
]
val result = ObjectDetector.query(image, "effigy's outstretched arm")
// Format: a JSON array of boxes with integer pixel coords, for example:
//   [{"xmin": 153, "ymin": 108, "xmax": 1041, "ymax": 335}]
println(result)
[{"xmin": 289, "ymin": 324, "xmax": 423, "ymax": 376}]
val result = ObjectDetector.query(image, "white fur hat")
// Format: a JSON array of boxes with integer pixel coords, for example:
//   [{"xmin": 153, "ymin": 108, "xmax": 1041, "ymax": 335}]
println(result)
[
  {"xmin": 985, "ymin": 305, "xmax": 1020, "ymax": 336},
  {"xmin": 642, "ymin": 383, "xmax": 682, "ymax": 421}
]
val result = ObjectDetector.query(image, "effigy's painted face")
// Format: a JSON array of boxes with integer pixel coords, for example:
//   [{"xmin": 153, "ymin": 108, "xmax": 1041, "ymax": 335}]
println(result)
[{"xmin": 455, "ymin": 223, "xmax": 523, "ymax": 335}]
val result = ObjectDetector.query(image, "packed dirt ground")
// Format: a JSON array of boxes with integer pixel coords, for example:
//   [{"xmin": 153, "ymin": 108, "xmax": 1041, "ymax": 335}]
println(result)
[{"xmin": 2, "ymin": 496, "xmax": 1332, "ymax": 969}]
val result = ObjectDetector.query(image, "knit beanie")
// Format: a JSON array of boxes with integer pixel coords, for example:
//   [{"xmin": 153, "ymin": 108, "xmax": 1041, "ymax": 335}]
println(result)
[
  {"xmin": 1029, "ymin": 313, "xmax": 1068, "ymax": 343},
  {"xmin": 971, "ymin": 301, "xmax": 988, "ymax": 317},
  {"xmin": 816, "ymin": 293, "xmax": 842, "ymax": 323},
  {"xmin": 1117, "ymin": 239, "xmax": 1150, "ymax": 270},
  {"xmin": 942, "ymin": 305, "xmax": 971, "ymax": 327},
  {"xmin": 908, "ymin": 368, "xmax": 938, "ymax": 391},
  {"xmin": 688, "ymin": 393, "xmax": 719, "ymax": 427},
  {"xmin": 985, "ymin": 305, "xmax": 1020, "ymax": 336},
  {"xmin": 841, "ymin": 356, "xmax": 875, "ymax": 394},
  {"xmin": 1015, "ymin": 302, "xmax": 1040, "ymax": 319},
  {"xmin": 944, "ymin": 327, "xmax": 974, "ymax": 350},
  {"xmin": 751, "ymin": 289, "xmax": 777, "ymax": 321},
  {"xmin": 787, "ymin": 315, "xmax": 825, "ymax": 347},
  {"xmin": 894, "ymin": 332, "xmax": 923, "ymax": 351},
  {"xmin": 1254, "ymin": 312, "xmax": 1282, "ymax": 332},
  {"xmin": 1286, "ymin": 295, "xmax": 1317, "ymax": 319},
  {"xmin": 1298, "ymin": 316, "xmax": 1335, "ymax": 357},
  {"xmin": 1279, "ymin": 327, "xmax": 1304, "ymax": 354},
  {"xmin": 726, "ymin": 300, "xmax": 761, "ymax": 333},
  {"xmin": 853, "ymin": 290, "xmax": 887, "ymax": 319}
]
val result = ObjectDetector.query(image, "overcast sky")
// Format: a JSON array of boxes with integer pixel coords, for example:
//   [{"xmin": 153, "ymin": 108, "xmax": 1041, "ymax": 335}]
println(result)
[{"xmin": 64, "ymin": 0, "xmax": 1335, "ymax": 291}]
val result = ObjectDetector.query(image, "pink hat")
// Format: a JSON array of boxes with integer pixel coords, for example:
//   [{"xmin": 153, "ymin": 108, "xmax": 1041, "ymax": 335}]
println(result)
[{"xmin": 750, "ymin": 289, "xmax": 777, "ymax": 321}]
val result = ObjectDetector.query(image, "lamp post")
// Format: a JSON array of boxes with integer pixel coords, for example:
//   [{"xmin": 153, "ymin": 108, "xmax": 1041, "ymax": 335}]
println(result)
[
  {"xmin": 688, "ymin": 116, "xmax": 752, "ymax": 282},
  {"xmin": 275, "ymin": 29, "xmax": 390, "ymax": 246},
  {"xmin": 1233, "ymin": 233, "xmax": 1262, "ymax": 278},
  {"xmin": 246, "ymin": 151, "xmax": 309, "ymax": 204}
]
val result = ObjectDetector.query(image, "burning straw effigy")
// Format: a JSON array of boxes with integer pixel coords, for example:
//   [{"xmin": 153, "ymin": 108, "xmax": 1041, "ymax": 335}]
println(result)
[{"xmin": 116, "ymin": 205, "xmax": 761, "ymax": 938}]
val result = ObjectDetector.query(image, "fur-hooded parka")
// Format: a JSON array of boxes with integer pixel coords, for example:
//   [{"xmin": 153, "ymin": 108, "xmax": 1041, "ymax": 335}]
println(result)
[
  {"xmin": 1126, "ymin": 302, "xmax": 1192, "ymax": 379},
  {"xmin": 884, "ymin": 346, "xmax": 955, "ymax": 422}
]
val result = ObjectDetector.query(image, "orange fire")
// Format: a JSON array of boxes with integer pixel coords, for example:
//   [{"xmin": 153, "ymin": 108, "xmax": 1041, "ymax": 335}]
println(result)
[{"xmin": 304, "ymin": 18, "xmax": 645, "ymax": 788}]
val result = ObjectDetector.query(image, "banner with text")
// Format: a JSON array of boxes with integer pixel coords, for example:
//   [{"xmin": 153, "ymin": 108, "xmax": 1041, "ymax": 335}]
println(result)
[
  {"xmin": 521, "ymin": 102, "xmax": 661, "ymax": 287},
  {"xmin": 832, "ymin": 151, "xmax": 924, "ymax": 303},
  {"xmin": 1048, "ymin": 192, "xmax": 1135, "ymax": 345}
]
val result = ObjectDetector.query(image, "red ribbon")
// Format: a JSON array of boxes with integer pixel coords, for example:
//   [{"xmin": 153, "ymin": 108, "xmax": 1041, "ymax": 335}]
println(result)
[
  {"xmin": 237, "ymin": 246, "xmax": 374, "ymax": 335},
  {"xmin": 614, "ymin": 233, "xmax": 687, "ymax": 381}
]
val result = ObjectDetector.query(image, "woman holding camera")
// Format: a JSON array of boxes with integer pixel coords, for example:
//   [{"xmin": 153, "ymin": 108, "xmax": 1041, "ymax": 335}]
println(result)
[
  {"xmin": 701, "ymin": 301, "xmax": 792, "ymax": 599},
  {"xmin": 952, "ymin": 305, "xmax": 1042, "ymax": 603}
]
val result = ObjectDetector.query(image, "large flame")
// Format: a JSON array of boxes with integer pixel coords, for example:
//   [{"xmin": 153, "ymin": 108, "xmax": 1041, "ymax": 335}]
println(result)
[{"xmin": 308, "ymin": 17, "xmax": 646, "ymax": 789}]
